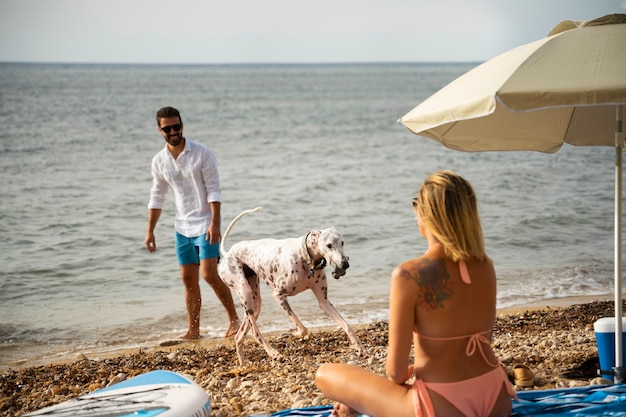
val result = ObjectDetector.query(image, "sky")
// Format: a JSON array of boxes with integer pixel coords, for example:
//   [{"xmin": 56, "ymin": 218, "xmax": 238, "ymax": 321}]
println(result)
[{"xmin": 0, "ymin": 0, "xmax": 624, "ymax": 64}]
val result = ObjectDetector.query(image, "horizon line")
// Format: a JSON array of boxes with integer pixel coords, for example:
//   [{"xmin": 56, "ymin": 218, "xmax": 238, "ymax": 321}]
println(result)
[{"xmin": 0, "ymin": 60, "xmax": 483, "ymax": 66}]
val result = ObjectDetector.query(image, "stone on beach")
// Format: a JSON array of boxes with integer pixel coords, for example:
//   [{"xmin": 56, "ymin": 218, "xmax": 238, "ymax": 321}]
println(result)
[{"xmin": 1, "ymin": 300, "xmax": 623, "ymax": 417}]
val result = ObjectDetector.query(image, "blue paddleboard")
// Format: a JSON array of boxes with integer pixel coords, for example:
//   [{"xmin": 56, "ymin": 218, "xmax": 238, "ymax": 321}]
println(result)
[{"xmin": 23, "ymin": 370, "xmax": 211, "ymax": 417}]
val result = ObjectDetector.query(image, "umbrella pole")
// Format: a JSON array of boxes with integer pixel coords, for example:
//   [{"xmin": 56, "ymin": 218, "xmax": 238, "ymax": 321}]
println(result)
[{"xmin": 615, "ymin": 104, "xmax": 624, "ymax": 384}]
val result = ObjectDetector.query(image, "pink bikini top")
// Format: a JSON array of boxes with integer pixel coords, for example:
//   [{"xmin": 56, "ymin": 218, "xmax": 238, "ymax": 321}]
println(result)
[{"xmin": 414, "ymin": 260, "xmax": 499, "ymax": 368}]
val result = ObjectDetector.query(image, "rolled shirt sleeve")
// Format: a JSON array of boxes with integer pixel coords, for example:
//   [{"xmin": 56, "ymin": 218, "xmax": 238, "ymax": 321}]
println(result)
[
  {"xmin": 201, "ymin": 148, "xmax": 222, "ymax": 205},
  {"xmin": 148, "ymin": 153, "xmax": 169, "ymax": 210}
]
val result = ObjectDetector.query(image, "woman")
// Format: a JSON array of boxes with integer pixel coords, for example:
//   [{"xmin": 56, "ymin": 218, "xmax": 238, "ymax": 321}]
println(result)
[{"xmin": 315, "ymin": 170, "xmax": 517, "ymax": 417}]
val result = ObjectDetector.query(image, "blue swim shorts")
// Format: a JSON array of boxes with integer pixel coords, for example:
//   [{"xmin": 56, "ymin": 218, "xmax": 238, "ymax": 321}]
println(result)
[{"xmin": 175, "ymin": 232, "xmax": 220, "ymax": 265}]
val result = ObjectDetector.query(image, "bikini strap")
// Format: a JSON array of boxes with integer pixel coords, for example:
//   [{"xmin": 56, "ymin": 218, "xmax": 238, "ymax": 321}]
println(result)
[
  {"xmin": 416, "ymin": 329, "xmax": 499, "ymax": 367},
  {"xmin": 466, "ymin": 332, "xmax": 500, "ymax": 368},
  {"xmin": 459, "ymin": 260, "xmax": 471, "ymax": 284},
  {"xmin": 413, "ymin": 379, "xmax": 436, "ymax": 417}
]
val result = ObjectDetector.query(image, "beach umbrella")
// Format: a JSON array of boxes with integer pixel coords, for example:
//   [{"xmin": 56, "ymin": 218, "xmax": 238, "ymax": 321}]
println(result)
[{"xmin": 399, "ymin": 14, "xmax": 626, "ymax": 383}]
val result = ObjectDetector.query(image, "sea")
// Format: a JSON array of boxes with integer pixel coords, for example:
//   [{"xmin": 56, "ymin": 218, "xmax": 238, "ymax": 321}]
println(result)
[{"xmin": 0, "ymin": 62, "xmax": 622, "ymax": 369}]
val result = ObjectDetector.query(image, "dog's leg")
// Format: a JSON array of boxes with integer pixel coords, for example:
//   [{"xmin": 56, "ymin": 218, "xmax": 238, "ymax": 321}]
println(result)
[
  {"xmin": 249, "ymin": 321, "xmax": 282, "ymax": 360},
  {"xmin": 234, "ymin": 271, "xmax": 282, "ymax": 364},
  {"xmin": 272, "ymin": 291, "xmax": 309, "ymax": 337},
  {"xmin": 248, "ymin": 319, "xmax": 282, "ymax": 362},
  {"xmin": 234, "ymin": 317, "xmax": 251, "ymax": 366},
  {"xmin": 248, "ymin": 272, "xmax": 263, "ymax": 321},
  {"xmin": 310, "ymin": 282, "xmax": 369, "ymax": 357},
  {"xmin": 234, "ymin": 307, "xmax": 282, "ymax": 364}
]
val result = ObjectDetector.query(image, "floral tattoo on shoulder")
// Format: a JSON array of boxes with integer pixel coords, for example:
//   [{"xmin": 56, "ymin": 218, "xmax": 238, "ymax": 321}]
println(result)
[{"xmin": 414, "ymin": 258, "xmax": 454, "ymax": 310}]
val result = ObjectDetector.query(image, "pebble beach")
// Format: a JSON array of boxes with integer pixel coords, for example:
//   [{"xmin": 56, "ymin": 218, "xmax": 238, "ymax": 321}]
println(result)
[{"xmin": 1, "ymin": 298, "xmax": 624, "ymax": 417}]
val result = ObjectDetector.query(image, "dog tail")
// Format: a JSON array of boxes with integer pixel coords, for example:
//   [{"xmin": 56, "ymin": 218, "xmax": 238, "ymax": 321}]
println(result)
[{"xmin": 220, "ymin": 206, "xmax": 262, "ymax": 257}]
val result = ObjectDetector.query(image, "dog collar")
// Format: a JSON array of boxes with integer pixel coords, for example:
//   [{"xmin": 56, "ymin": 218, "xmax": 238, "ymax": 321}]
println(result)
[{"xmin": 302, "ymin": 232, "xmax": 327, "ymax": 276}]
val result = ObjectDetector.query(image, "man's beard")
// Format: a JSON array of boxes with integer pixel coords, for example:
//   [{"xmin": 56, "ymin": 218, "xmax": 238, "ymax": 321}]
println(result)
[{"xmin": 166, "ymin": 134, "xmax": 182, "ymax": 146}]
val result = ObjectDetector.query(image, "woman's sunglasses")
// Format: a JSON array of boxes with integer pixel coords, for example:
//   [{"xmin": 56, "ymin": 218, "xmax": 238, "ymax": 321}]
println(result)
[{"xmin": 160, "ymin": 124, "xmax": 182, "ymax": 134}]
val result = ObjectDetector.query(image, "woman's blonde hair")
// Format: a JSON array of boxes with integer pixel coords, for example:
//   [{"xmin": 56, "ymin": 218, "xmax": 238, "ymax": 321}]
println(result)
[{"xmin": 414, "ymin": 170, "xmax": 486, "ymax": 262}]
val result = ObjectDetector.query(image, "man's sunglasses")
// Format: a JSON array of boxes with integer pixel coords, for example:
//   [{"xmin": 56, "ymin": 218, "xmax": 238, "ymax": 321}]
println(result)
[{"xmin": 160, "ymin": 124, "xmax": 182, "ymax": 134}]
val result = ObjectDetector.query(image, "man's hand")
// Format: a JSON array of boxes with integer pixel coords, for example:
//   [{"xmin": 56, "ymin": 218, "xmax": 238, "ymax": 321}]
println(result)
[
  {"xmin": 145, "ymin": 231, "xmax": 157, "ymax": 253},
  {"xmin": 206, "ymin": 223, "xmax": 221, "ymax": 245}
]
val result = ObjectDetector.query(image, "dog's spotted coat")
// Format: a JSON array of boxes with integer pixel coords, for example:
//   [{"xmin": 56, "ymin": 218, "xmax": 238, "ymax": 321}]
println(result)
[{"xmin": 218, "ymin": 207, "xmax": 368, "ymax": 364}]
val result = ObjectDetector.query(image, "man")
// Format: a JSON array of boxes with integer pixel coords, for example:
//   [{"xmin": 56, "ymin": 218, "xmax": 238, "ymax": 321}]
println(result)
[{"xmin": 145, "ymin": 106, "xmax": 239, "ymax": 339}]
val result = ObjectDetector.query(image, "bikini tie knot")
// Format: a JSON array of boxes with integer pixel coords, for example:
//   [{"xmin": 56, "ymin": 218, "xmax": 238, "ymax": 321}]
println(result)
[{"xmin": 466, "ymin": 332, "xmax": 499, "ymax": 368}]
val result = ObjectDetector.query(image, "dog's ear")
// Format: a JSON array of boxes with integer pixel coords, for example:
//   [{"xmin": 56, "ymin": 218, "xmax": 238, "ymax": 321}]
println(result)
[{"xmin": 309, "ymin": 230, "xmax": 320, "ymax": 240}]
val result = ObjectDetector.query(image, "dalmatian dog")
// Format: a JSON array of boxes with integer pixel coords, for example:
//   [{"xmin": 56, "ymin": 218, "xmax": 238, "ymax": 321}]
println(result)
[{"xmin": 218, "ymin": 207, "xmax": 368, "ymax": 365}]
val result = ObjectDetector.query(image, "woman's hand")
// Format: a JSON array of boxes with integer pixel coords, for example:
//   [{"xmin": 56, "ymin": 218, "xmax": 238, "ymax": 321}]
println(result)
[{"xmin": 405, "ymin": 365, "xmax": 415, "ymax": 382}]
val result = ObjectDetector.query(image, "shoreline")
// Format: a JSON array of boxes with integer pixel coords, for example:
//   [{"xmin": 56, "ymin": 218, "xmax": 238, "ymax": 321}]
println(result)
[
  {"xmin": 2, "ymin": 295, "xmax": 625, "ymax": 416},
  {"xmin": 2, "ymin": 294, "xmax": 620, "ymax": 372},
  {"xmin": 2, "ymin": 294, "xmax": 617, "ymax": 373},
  {"xmin": 496, "ymin": 293, "xmax": 617, "ymax": 315}
]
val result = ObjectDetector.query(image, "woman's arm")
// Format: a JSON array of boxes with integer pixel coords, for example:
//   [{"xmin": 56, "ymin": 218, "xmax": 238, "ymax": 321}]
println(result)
[{"xmin": 386, "ymin": 265, "xmax": 418, "ymax": 384}]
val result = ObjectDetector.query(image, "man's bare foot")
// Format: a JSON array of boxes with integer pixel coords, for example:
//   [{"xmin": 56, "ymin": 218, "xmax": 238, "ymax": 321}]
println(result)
[
  {"xmin": 178, "ymin": 331, "xmax": 202, "ymax": 340},
  {"xmin": 224, "ymin": 319, "xmax": 240, "ymax": 338},
  {"xmin": 332, "ymin": 402, "xmax": 359, "ymax": 417}
]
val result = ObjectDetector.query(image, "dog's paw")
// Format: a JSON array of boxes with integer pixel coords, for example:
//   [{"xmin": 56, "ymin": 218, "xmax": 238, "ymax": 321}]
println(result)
[{"xmin": 290, "ymin": 327, "xmax": 309, "ymax": 338}]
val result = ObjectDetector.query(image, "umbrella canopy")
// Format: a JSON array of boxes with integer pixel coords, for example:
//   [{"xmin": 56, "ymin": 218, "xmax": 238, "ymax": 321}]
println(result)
[
  {"xmin": 399, "ymin": 14, "xmax": 626, "ymax": 382},
  {"xmin": 400, "ymin": 14, "xmax": 626, "ymax": 152}
]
